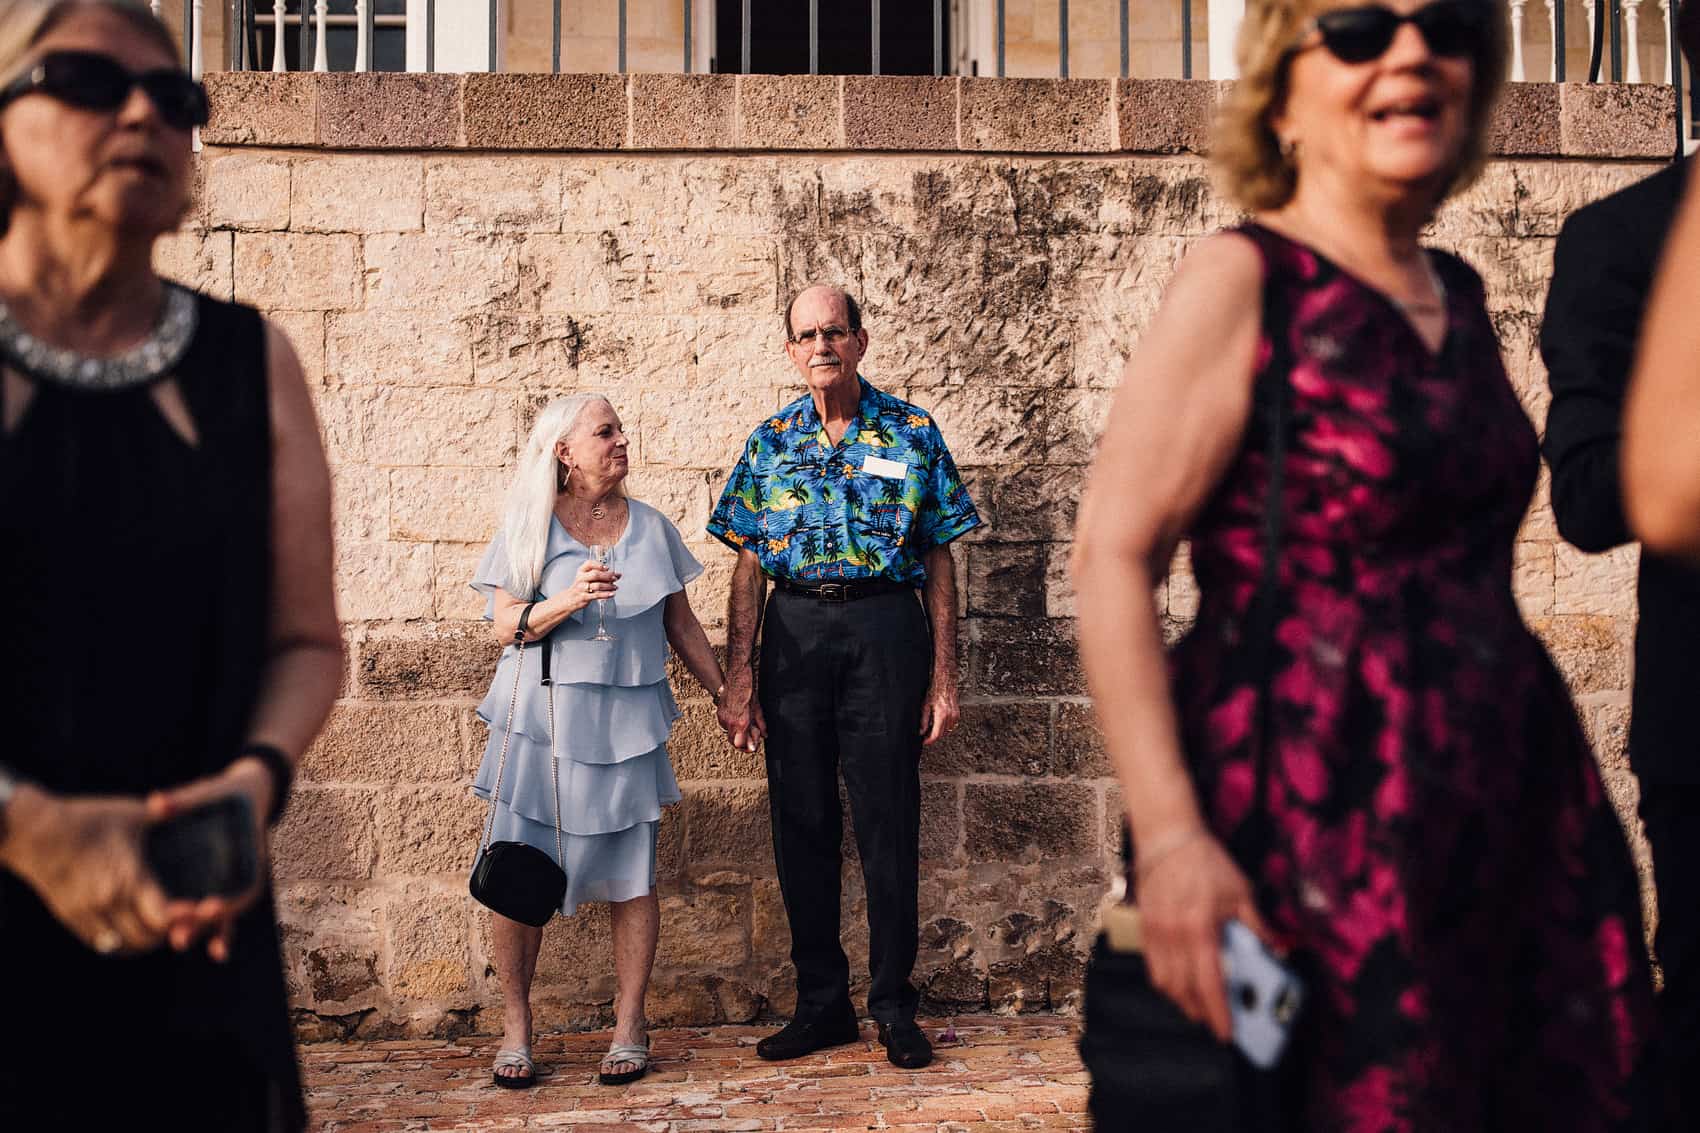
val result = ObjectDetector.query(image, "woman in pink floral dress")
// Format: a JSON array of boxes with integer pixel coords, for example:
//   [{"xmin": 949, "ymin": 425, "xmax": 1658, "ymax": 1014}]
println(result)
[{"xmin": 1073, "ymin": 2, "xmax": 1654, "ymax": 1128}]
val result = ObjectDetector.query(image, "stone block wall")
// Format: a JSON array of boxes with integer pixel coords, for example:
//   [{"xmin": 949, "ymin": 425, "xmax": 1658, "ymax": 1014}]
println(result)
[{"xmin": 162, "ymin": 75, "xmax": 1674, "ymax": 1039}]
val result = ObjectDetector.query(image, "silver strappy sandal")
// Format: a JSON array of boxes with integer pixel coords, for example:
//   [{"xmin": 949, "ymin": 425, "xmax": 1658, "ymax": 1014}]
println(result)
[
  {"xmin": 597, "ymin": 1037, "xmax": 651, "ymax": 1086},
  {"xmin": 492, "ymin": 1046, "xmax": 535, "ymax": 1089}
]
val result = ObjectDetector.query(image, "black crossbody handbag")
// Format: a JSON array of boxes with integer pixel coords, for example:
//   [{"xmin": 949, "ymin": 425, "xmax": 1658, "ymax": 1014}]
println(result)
[
  {"xmin": 469, "ymin": 603, "xmax": 567, "ymax": 928},
  {"xmin": 1078, "ymin": 346, "xmax": 1310, "ymax": 1132}
]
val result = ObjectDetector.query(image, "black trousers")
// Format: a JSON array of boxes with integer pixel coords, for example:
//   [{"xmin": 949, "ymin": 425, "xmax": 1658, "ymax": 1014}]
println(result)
[
  {"xmin": 1640, "ymin": 783, "xmax": 1700, "ymax": 1131},
  {"xmin": 760, "ymin": 587, "xmax": 931, "ymax": 1024}
]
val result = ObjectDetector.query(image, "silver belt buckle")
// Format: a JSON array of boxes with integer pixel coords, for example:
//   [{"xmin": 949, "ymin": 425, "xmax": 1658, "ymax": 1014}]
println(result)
[{"xmin": 817, "ymin": 582, "xmax": 849, "ymax": 603}]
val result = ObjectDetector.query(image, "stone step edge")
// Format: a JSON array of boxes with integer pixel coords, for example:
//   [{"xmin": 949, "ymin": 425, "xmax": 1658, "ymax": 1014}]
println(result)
[{"xmin": 202, "ymin": 73, "xmax": 1678, "ymax": 161}]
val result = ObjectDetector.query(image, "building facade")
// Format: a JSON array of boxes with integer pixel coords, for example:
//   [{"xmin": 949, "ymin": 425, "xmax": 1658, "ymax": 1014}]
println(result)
[{"xmin": 177, "ymin": 69, "xmax": 1675, "ymax": 1036}]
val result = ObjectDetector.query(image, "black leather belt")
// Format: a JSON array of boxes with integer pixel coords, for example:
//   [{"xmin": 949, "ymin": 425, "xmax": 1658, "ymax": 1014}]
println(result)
[{"xmin": 770, "ymin": 576, "xmax": 914, "ymax": 603}]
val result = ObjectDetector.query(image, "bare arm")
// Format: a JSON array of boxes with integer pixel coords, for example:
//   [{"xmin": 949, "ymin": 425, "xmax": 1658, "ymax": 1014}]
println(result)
[
  {"xmin": 229, "ymin": 321, "xmax": 342, "ymax": 800},
  {"xmin": 488, "ymin": 557, "xmax": 618, "ymax": 644},
  {"xmin": 715, "ymin": 548, "xmax": 767, "ymax": 750},
  {"xmin": 1624, "ymin": 174, "xmax": 1700, "ymax": 558},
  {"xmin": 146, "ymin": 321, "xmax": 344, "ymax": 955},
  {"xmin": 918, "ymin": 544, "xmax": 961, "ymax": 744},
  {"xmin": 663, "ymin": 588, "xmax": 726, "ymax": 696},
  {"xmin": 1070, "ymin": 232, "xmax": 1269, "ymax": 1040}
]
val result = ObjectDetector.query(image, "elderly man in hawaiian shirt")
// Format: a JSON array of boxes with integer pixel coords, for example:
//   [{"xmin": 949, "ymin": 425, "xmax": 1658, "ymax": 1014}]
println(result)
[{"xmin": 708, "ymin": 284, "xmax": 980, "ymax": 1070}]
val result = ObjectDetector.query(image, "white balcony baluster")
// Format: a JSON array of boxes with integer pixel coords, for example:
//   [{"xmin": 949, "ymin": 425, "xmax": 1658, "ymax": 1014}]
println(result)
[
  {"xmin": 1545, "ymin": 0, "xmax": 1559, "ymax": 80},
  {"xmin": 313, "ymin": 0, "xmax": 329, "ymax": 72},
  {"xmin": 189, "ymin": 0, "xmax": 203, "ymax": 79},
  {"xmin": 1662, "ymin": 0, "xmax": 1676, "ymax": 84},
  {"xmin": 271, "ymin": 0, "xmax": 287, "ymax": 72},
  {"xmin": 1209, "ymin": 0, "xmax": 1244, "ymax": 79},
  {"xmin": 1584, "ymin": 0, "xmax": 1597, "ymax": 69},
  {"xmin": 356, "ymin": 0, "xmax": 371, "ymax": 72},
  {"xmin": 1509, "ymin": 0, "xmax": 1528, "ymax": 81},
  {"xmin": 149, "ymin": 0, "xmax": 160, "ymax": 16},
  {"xmin": 1624, "ymin": 0, "xmax": 1643, "ymax": 82}
]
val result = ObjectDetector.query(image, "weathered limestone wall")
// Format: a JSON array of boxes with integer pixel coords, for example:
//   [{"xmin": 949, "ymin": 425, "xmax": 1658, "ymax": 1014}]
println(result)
[{"xmin": 163, "ymin": 75, "xmax": 1674, "ymax": 1039}]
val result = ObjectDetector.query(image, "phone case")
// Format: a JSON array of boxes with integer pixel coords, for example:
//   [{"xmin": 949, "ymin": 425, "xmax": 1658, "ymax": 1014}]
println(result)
[
  {"xmin": 143, "ymin": 794, "xmax": 259, "ymax": 900},
  {"xmin": 1221, "ymin": 919, "xmax": 1305, "ymax": 1069}
]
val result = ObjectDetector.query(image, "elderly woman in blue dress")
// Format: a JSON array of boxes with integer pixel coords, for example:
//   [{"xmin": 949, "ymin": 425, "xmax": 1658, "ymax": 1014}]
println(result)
[{"xmin": 469, "ymin": 393, "xmax": 725, "ymax": 1089}]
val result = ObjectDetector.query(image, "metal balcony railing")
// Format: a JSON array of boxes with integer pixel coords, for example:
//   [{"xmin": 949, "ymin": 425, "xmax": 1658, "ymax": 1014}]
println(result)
[{"xmin": 180, "ymin": 1, "xmax": 1689, "ymax": 151}]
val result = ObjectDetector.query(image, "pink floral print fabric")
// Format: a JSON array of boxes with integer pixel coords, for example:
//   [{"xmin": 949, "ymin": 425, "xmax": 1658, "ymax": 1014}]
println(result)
[{"xmin": 1167, "ymin": 224, "xmax": 1654, "ymax": 1131}]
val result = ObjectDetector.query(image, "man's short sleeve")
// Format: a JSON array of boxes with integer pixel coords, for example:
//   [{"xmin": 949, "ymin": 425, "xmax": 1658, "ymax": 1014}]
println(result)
[
  {"xmin": 707, "ymin": 432, "xmax": 767, "ymax": 552},
  {"xmin": 910, "ymin": 424, "xmax": 980, "ymax": 552}
]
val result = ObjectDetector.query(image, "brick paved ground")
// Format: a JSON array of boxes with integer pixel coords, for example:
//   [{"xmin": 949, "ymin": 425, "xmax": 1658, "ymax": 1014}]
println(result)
[{"xmin": 302, "ymin": 1015, "xmax": 1090, "ymax": 1132}]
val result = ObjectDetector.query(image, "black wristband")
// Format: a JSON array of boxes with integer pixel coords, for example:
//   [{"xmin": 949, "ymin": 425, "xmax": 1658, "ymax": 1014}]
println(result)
[
  {"xmin": 516, "ymin": 601, "xmax": 539, "ymax": 644},
  {"xmin": 239, "ymin": 742, "xmax": 294, "ymax": 826}
]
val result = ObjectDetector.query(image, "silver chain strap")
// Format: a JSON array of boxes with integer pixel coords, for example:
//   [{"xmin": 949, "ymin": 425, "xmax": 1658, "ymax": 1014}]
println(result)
[
  {"xmin": 477, "ymin": 639, "xmax": 565, "ymax": 869},
  {"xmin": 544, "ymin": 666, "xmax": 565, "ymax": 867}
]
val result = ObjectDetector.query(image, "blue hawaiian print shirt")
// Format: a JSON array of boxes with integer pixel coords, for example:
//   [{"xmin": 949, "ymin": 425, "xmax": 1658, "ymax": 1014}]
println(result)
[{"xmin": 707, "ymin": 378, "xmax": 981, "ymax": 584}]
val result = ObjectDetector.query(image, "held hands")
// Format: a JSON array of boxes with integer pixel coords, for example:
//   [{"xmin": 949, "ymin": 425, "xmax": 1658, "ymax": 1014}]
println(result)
[
  {"xmin": 2, "ymin": 787, "xmax": 173, "ymax": 956},
  {"xmin": 564, "ymin": 559, "xmax": 620, "ymax": 616},
  {"xmin": 0, "ymin": 757, "xmax": 270, "ymax": 960},
  {"xmin": 716, "ymin": 669, "xmax": 766, "ymax": 753},
  {"xmin": 1135, "ymin": 827, "xmax": 1276, "ymax": 1042}
]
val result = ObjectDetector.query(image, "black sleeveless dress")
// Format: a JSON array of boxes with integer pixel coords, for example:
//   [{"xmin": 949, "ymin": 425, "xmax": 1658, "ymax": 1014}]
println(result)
[{"xmin": 0, "ymin": 294, "xmax": 305, "ymax": 1131}]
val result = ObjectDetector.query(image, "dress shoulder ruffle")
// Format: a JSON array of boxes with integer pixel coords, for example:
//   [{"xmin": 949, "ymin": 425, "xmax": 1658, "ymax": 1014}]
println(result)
[
  {"xmin": 470, "ymin": 501, "xmax": 705, "ymax": 688},
  {"xmin": 470, "ymin": 501, "xmax": 703, "ymax": 620}
]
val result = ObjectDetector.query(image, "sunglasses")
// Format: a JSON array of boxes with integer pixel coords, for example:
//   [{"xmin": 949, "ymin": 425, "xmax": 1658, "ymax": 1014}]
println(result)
[
  {"xmin": 1301, "ymin": 1, "xmax": 1488, "ymax": 65},
  {"xmin": 0, "ymin": 51, "xmax": 209, "ymax": 131}
]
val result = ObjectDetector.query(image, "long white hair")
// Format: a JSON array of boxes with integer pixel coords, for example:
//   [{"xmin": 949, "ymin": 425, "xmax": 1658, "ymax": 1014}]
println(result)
[{"xmin": 500, "ymin": 393, "xmax": 613, "ymax": 599}]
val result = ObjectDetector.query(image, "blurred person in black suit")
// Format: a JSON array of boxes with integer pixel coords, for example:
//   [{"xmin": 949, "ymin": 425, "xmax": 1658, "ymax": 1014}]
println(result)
[{"xmin": 1542, "ymin": 5, "xmax": 1699, "ymax": 1124}]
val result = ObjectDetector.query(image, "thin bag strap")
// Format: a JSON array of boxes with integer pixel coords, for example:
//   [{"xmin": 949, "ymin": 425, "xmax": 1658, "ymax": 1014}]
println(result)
[
  {"xmin": 541, "ymin": 639, "xmax": 565, "ymax": 870},
  {"xmin": 1117, "ymin": 259, "xmax": 1295, "ymax": 880},
  {"xmin": 1240, "ymin": 247, "xmax": 1297, "ymax": 879},
  {"xmin": 477, "ymin": 602, "xmax": 566, "ymax": 869},
  {"xmin": 1248, "ymin": 349, "xmax": 1293, "ymax": 831},
  {"xmin": 477, "ymin": 617, "xmax": 529, "ymax": 858}
]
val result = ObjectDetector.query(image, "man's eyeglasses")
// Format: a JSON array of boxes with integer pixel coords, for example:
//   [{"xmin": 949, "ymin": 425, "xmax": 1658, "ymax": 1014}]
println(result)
[
  {"xmin": 0, "ymin": 51, "xmax": 211, "ymax": 132},
  {"xmin": 790, "ymin": 325, "xmax": 853, "ymax": 347},
  {"xmin": 1296, "ymin": 1, "xmax": 1486, "ymax": 66}
]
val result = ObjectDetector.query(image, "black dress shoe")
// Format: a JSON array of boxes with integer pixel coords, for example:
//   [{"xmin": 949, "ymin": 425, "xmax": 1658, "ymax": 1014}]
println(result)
[
  {"xmin": 877, "ymin": 1021, "xmax": 933, "ymax": 1069},
  {"xmin": 755, "ymin": 1013, "xmax": 861, "ymax": 1061}
]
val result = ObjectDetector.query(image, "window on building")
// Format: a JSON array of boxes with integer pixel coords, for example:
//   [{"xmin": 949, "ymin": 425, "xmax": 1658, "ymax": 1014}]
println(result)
[
  {"xmin": 246, "ymin": 0, "xmax": 408, "ymax": 72},
  {"xmin": 712, "ymin": 0, "xmax": 948, "ymax": 75}
]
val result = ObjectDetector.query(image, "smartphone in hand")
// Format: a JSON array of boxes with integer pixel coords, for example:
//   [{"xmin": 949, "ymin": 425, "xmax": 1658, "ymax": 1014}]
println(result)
[
  {"xmin": 1221, "ymin": 918, "xmax": 1304, "ymax": 1069},
  {"xmin": 143, "ymin": 794, "xmax": 259, "ymax": 900}
]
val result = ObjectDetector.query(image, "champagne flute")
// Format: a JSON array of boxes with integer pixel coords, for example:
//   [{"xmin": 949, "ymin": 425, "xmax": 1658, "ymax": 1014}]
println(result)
[{"xmin": 590, "ymin": 543, "xmax": 617, "ymax": 642}]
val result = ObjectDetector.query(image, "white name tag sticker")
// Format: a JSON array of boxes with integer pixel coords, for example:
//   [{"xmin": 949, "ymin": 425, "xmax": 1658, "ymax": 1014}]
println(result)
[{"xmin": 862, "ymin": 455, "xmax": 909, "ymax": 480}]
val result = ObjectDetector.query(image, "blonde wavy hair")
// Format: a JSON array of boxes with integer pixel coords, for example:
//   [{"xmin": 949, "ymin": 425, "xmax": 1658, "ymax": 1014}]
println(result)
[
  {"xmin": 1213, "ymin": 0, "xmax": 1509, "ymax": 212},
  {"xmin": 0, "ymin": 1, "xmax": 176, "ymax": 86}
]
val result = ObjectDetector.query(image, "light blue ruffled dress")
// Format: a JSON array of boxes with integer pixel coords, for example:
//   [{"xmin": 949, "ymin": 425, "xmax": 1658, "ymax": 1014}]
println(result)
[{"xmin": 469, "ymin": 499, "xmax": 702, "ymax": 916}]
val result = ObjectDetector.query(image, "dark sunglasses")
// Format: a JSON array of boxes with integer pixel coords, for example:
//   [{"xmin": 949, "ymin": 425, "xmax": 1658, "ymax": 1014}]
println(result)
[
  {"xmin": 1302, "ymin": 1, "xmax": 1488, "ymax": 65},
  {"xmin": 0, "ymin": 51, "xmax": 209, "ymax": 130}
]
